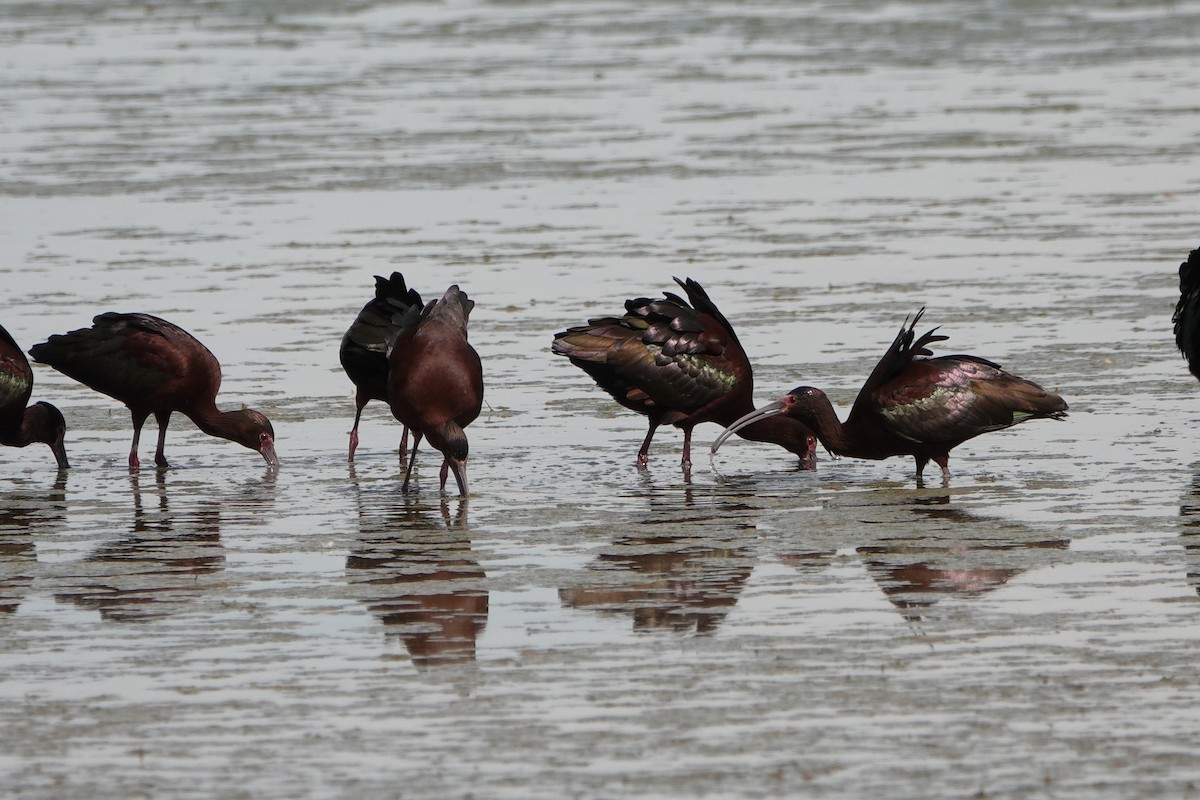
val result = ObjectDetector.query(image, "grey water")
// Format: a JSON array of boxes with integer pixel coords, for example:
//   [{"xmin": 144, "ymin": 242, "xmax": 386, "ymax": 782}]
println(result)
[{"xmin": 3, "ymin": 1, "xmax": 1200, "ymax": 797}]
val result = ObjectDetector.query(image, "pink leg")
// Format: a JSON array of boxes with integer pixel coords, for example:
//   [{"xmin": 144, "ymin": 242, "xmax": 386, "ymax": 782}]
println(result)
[
  {"xmin": 933, "ymin": 453, "xmax": 951, "ymax": 486},
  {"xmin": 128, "ymin": 410, "xmax": 150, "ymax": 470},
  {"xmin": 401, "ymin": 432, "xmax": 422, "ymax": 492},
  {"xmin": 128, "ymin": 425, "xmax": 143, "ymax": 470},
  {"xmin": 153, "ymin": 411, "xmax": 171, "ymax": 469},
  {"xmin": 636, "ymin": 419, "xmax": 661, "ymax": 468},
  {"xmin": 348, "ymin": 404, "xmax": 364, "ymax": 462}
]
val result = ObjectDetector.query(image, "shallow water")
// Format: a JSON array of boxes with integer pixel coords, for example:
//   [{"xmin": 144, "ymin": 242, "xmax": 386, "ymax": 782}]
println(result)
[{"xmin": 4, "ymin": 1, "xmax": 1200, "ymax": 797}]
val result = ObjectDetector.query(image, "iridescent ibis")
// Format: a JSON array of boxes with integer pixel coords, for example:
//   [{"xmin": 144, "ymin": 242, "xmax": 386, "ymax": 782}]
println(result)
[
  {"xmin": 713, "ymin": 308, "xmax": 1068, "ymax": 484},
  {"xmin": 340, "ymin": 272, "xmax": 424, "ymax": 462},
  {"xmin": 551, "ymin": 277, "xmax": 817, "ymax": 470},
  {"xmin": 0, "ymin": 324, "xmax": 68, "ymax": 468},
  {"xmin": 29, "ymin": 313, "xmax": 278, "ymax": 469},
  {"xmin": 386, "ymin": 286, "xmax": 482, "ymax": 496},
  {"xmin": 1174, "ymin": 246, "xmax": 1200, "ymax": 379}
]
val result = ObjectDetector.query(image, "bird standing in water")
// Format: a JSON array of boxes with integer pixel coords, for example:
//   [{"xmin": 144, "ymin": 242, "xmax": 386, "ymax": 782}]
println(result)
[
  {"xmin": 340, "ymin": 272, "xmax": 424, "ymax": 462},
  {"xmin": 30, "ymin": 313, "xmax": 279, "ymax": 469},
  {"xmin": 1174, "ymin": 246, "xmax": 1200, "ymax": 380},
  {"xmin": 0, "ymin": 323, "xmax": 68, "ymax": 468},
  {"xmin": 713, "ymin": 308, "xmax": 1068, "ymax": 484},
  {"xmin": 387, "ymin": 286, "xmax": 483, "ymax": 496},
  {"xmin": 551, "ymin": 278, "xmax": 816, "ymax": 471}
]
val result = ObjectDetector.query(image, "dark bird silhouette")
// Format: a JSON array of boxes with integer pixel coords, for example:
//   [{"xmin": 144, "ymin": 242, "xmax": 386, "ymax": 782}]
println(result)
[
  {"xmin": 340, "ymin": 272, "xmax": 424, "ymax": 462},
  {"xmin": 1174, "ymin": 246, "xmax": 1200, "ymax": 380},
  {"xmin": 387, "ymin": 286, "xmax": 483, "ymax": 496},
  {"xmin": 29, "ymin": 313, "xmax": 278, "ymax": 469},
  {"xmin": 551, "ymin": 278, "xmax": 816, "ymax": 470},
  {"xmin": 713, "ymin": 308, "xmax": 1068, "ymax": 484},
  {"xmin": 0, "ymin": 323, "xmax": 68, "ymax": 468}
]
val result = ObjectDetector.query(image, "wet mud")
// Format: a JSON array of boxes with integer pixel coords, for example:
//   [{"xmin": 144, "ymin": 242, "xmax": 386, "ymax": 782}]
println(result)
[{"xmin": 4, "ymin": 1, "xmax": 1200, "ymax": 798}]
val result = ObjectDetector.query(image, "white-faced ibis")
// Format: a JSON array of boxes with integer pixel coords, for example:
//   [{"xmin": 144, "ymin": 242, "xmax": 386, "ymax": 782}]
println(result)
[
  {"xmin": 551, "ymin": 277, "xmax": 817, "ymax": 470},
  {"xmin": 0, "ymin": 324, "xmax": 68, "ymax": 468},
  {"xmin": 1174, "ymin": 246, "xmax": 1200, "ymax": 380},
  {"xmin": 340, "ymin": 272, "xmax": 424, "ymax": 462},
  {"xmin": 29, "ymin": 313, "xmax": 279, "ymax": 469},
  {"xmin": 387, "ymin": 286, "xmax": 483, "ymax": 496},
  {"xmin": 712, "ymin": 308, "xmax": 1068, "ymax": 484}
]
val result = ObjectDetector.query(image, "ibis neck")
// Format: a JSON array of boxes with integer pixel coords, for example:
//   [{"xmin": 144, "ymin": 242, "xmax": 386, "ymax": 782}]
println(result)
[
  {"xmin": 800, "ymin": 395, "xmax": 859, "ymax": 457},
  {"xmin": 189, "ymin": 405, "xmax": 240, "ymax": 442}
]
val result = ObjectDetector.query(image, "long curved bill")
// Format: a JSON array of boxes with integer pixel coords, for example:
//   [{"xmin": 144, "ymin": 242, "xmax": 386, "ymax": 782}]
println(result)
[
  {"xmin": 710, "ymin": 399, "xmax": 790, "ymax": 454},
  {"xmin": 52, "ymin": 436, "xmax": 69, "ymax": 470},
  {"xmin": 260, "ymin": 437, "xmax": 281, "ymax": 467},
  {"xmin": 448, "ymin": 457, "xmax": 469, "ymax": 497}
]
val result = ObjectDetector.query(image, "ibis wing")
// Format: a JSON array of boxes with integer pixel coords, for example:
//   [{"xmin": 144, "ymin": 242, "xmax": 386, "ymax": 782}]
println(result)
[
  {"xmin": 849, "ymin": 309, "xmax": 948, "ymax": 424},
  {"xmin": 343, "ymin": 273, "xmax": 423, "ymax": 355},
  {"xmin": 1175, "ymin": 248, "xmax": 1200, "ymax": 379},
  {"xmin": 875, "ymin": 356, "xmax": 1063, "ymax": 444},
  {"xmin": 30, "ymin": 313, "xmax": 191, "ymax": 402},
  {"xmin": 552, "ymin": 287, "xmax": 735, "ymax": 415},
  {"xmin": 0, "ymin": 324, "xmax": 34, "ymax": 425}
]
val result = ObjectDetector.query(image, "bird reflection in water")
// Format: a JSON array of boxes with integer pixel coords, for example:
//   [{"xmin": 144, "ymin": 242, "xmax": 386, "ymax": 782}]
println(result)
[
  {"xmin": 346, "ymin": 494, "xmax": 487, "ymax": 670},
  {"xmin": 52, "ymin": 471, "xmax": 226, "ymax": 622},
  {"xmin": 0, "ymin": 474, "xmax": 67, "ymax": 615},
  {"xmin": 1179, "ymin": 470, "xmax": 1200, "ymax": 598},
  {"xmin": 560, "ymin": 526, "xmax": 754, "ymax": 635},
  {"xmin": 856, "ymin": 494, "xmax": 1068, "ymax": 623}
]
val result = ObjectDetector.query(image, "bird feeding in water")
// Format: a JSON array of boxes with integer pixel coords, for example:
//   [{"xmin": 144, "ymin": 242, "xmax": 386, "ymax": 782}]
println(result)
[
  {"xmin": 386, "ymin": 285, "xmax": 483, "ymax": 496},
  {"xmin": 29, "ymin": 313, "xmax": 279, "ymax": 469},
  {"xmin": 0, "ymin": 323, "xmax": 68, "ymax": 468},
  {"xmin": 340, "ymin": 272, "xmax": 425, "ymax": 462},
  {"xmin": 712, "ymin": 308, "xmax": 1068, "ymax": 484},
  {"xmin": 551, "ymin": 277, "xmax": 816, "ymax": 471},
  {"xmin": 1173, "ymin": 246, "xmax": 1200, "ymax": 381}
]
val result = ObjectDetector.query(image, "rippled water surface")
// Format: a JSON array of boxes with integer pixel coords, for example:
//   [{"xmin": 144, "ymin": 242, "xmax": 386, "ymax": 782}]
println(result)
[{"xmin": 4, "ymin": 1, "xmax": 1200, "ymax": 797}]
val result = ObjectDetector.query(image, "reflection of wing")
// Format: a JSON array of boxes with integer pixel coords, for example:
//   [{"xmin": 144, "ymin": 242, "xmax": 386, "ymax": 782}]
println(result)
[
  {"xmin": 0, "ymin": 536, "xmax": 36, "ymax": 615},
  {"xmin": 559, "ymin": 535, "xmax": 753, "ymax": 635},
  {"xmin": 51, "ymin": 500, "xmax": 224, "ymax": 623},
  {"xmin": 857, "ymin": 497, "xmax": 1068, "ymax": 622},
  {"xmin": 347, "ymin": 526, "xmax": 487, "ymax": 670},
  {"xmin": 0, "ymin": 479, "xmax": 66, "ymax": 615}
]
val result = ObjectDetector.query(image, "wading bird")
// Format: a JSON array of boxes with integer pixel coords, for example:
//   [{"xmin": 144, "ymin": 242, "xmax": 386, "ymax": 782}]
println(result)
[
  {"xmin": 712, "ymin": 308, "xmax": 1067, "ymax": 484},
  {"xmin": 340, "ymin": 272, "xmax": 424, "ymax": 462},
  {"xmin": 387, "ymin": 286, "xmax": 483, "ymax": 496},
  {"xmin": 30, "ymin": 313, "xmax": 278, "ymax": 469},
  {"xmin": 551, "ymin": 278, "xmax": 816, "ymax": 470},
  {"xmin": 0, "ymin": 324, "xmax": 68, "ymax": 468},
  {"xmin": 1174, "ymin": 246, "xmax": 1200, "ymax": 380}
]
